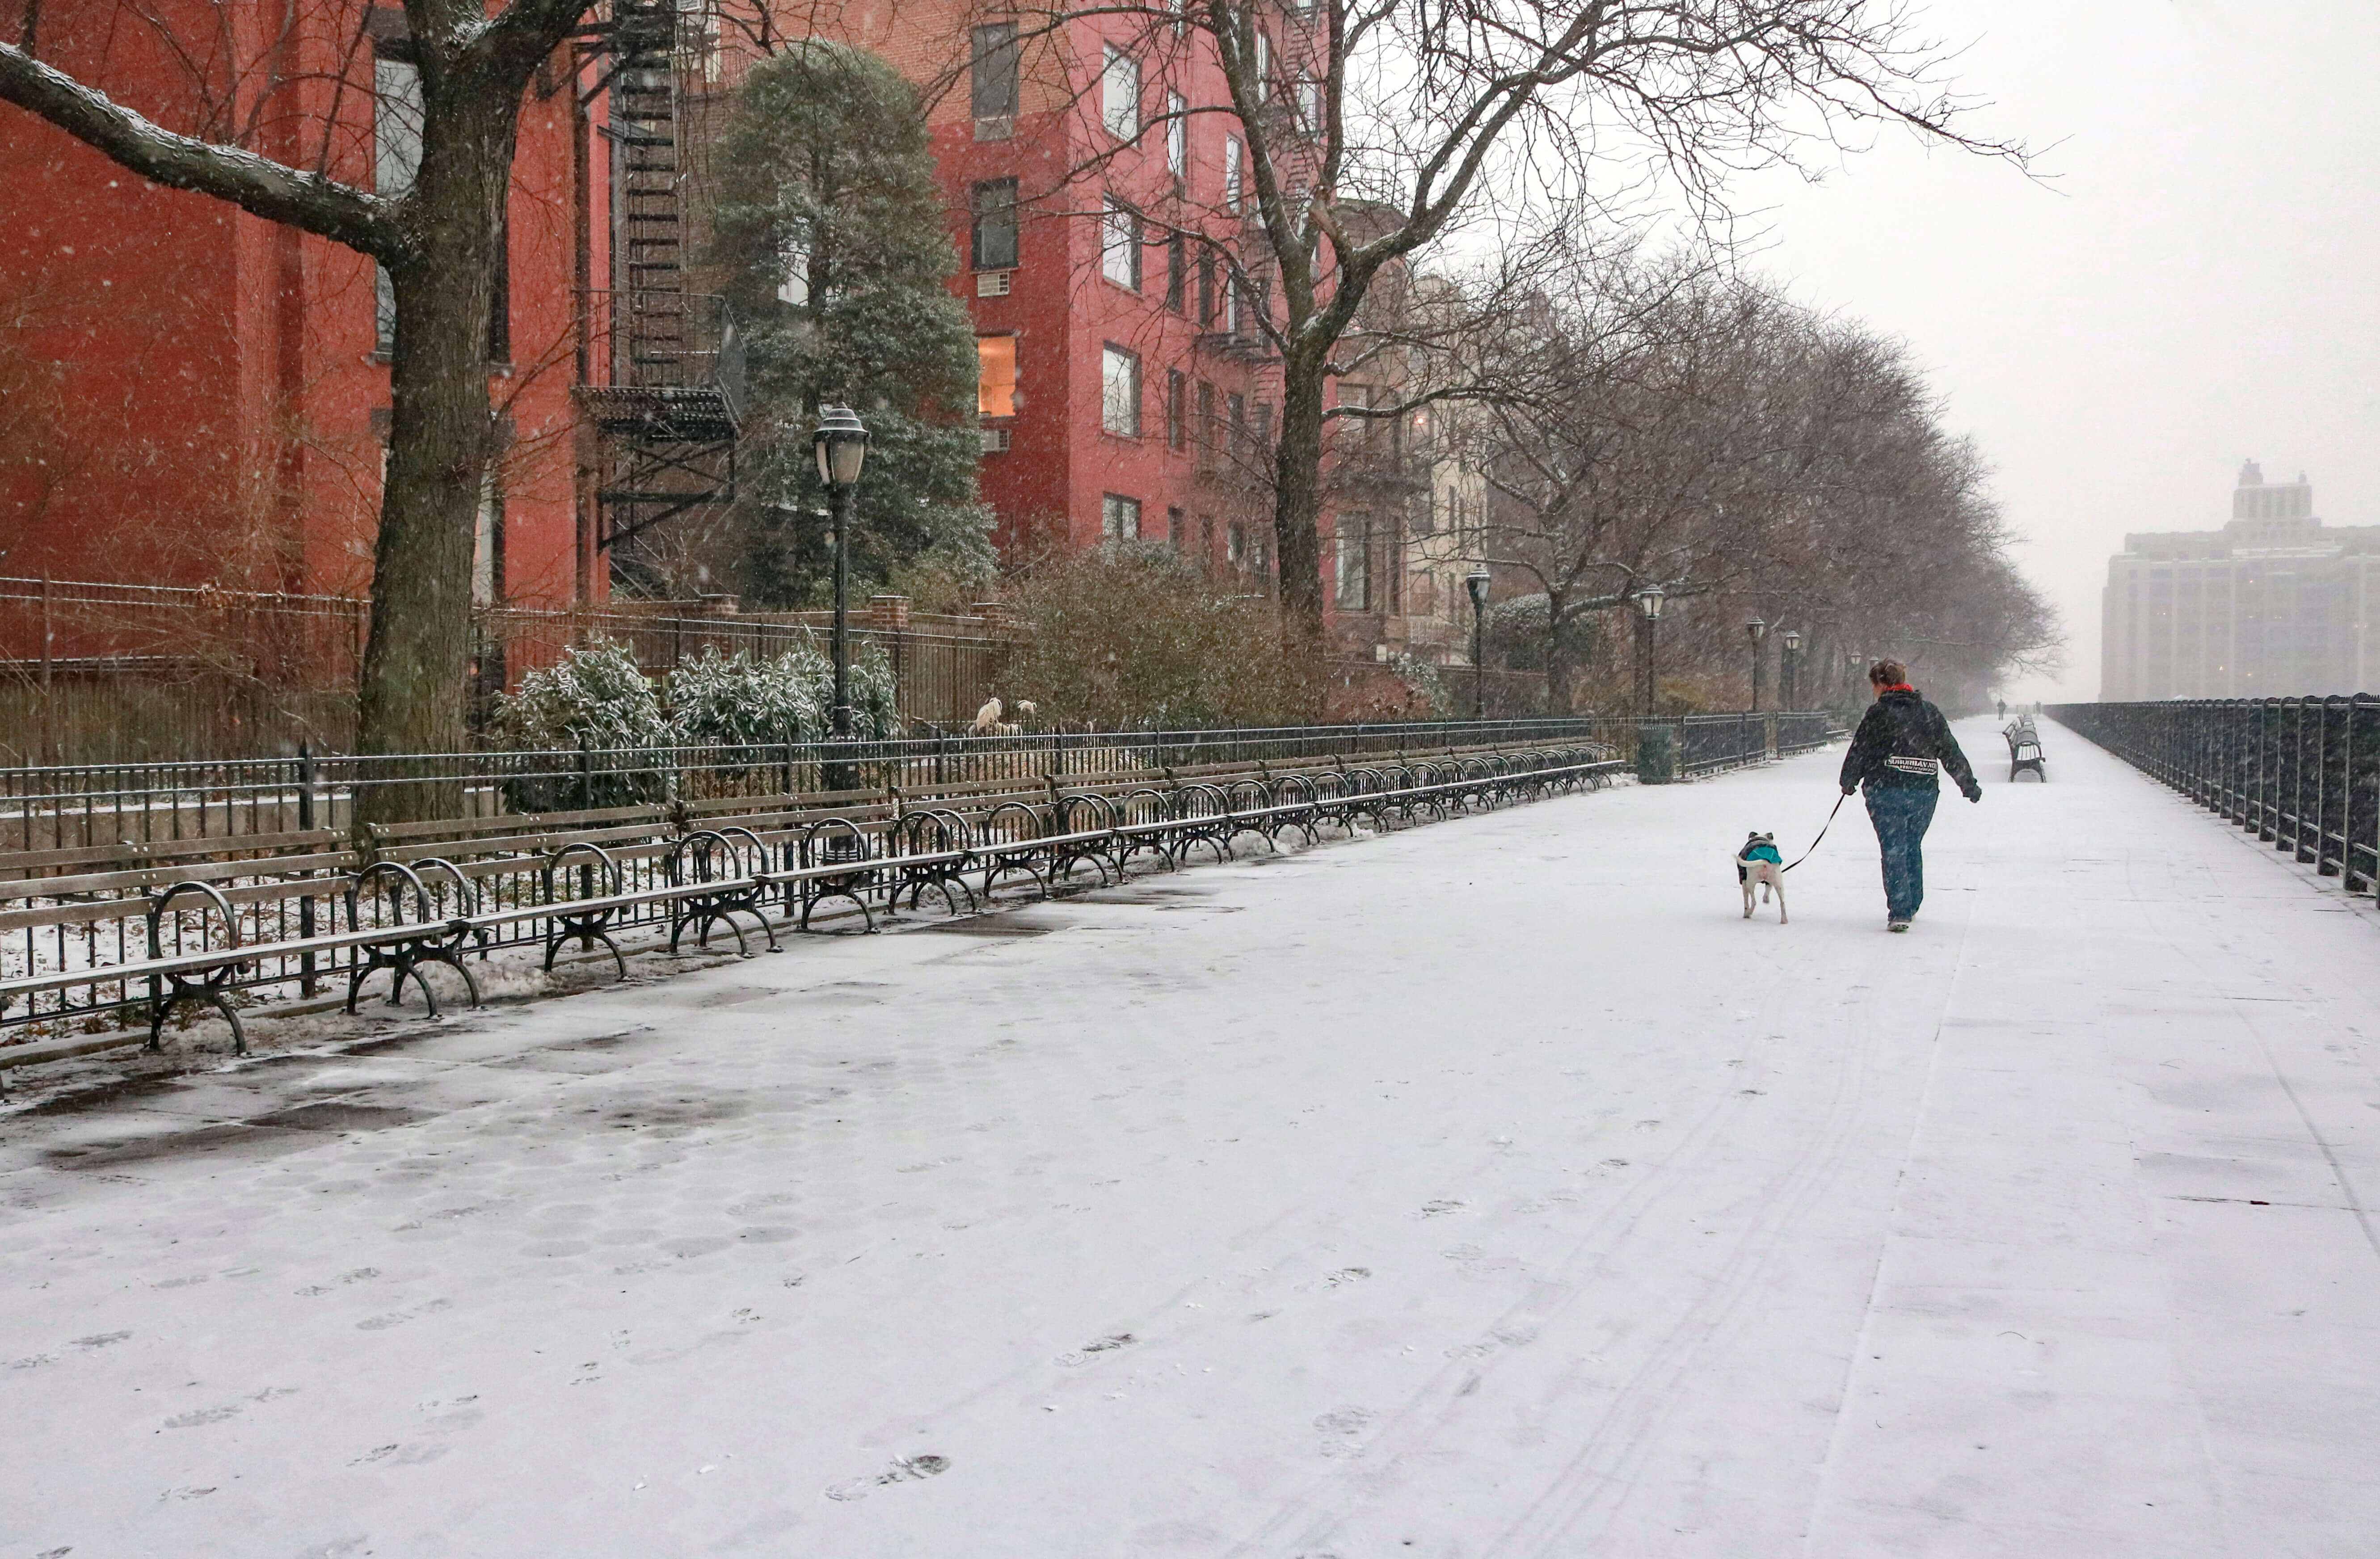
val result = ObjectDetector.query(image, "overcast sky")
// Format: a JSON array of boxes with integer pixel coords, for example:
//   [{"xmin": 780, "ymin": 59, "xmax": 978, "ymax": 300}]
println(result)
[{"xmin": 1719, "ymin": 0, "xmax": 2379, "ymax": 700}]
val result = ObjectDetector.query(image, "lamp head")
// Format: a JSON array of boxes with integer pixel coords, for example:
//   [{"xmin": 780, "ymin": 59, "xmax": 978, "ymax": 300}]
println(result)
[
  {"xmin": 1632, "ymin": 582, "xmax": 1666, "ymax": 621},
  {"xmin": 1465, "ymin": 565, "xmax": 1491, "ymax": 611},
  {"xmin": 813, "ymin": 404, "xmax": 871, "ymax": 487},
  {"xmin": 1746, "ymin": 616, "xmax": 1767, "ymax": 643},
  {"xmin": 1782, "ymin": 628, "xmax": 1802, "ymax": 652}
]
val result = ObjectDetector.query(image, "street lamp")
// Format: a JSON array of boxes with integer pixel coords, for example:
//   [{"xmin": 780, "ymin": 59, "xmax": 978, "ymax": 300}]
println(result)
[
  {"xmin": 1780, "ymin": 627, "xmax": 1802, "ymax": 708},
  {"xmin": 1630, "ymin": 583, "xmax": 1666, "ymax": 716},
  {"xmin": 1745, "ymin": 616, "xmax": 1768, "ymax": 713},
  {"xmin": 1465, "ymin": 564, "xmax": 1492, "ymax": 721},
  {"xmin": 812, "ymin": 404, "xmax": 871, "ymax": 792}
]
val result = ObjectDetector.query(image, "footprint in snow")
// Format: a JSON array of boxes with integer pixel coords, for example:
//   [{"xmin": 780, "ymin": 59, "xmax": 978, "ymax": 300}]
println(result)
[
  {"xmin": 1055, "ymin": 1333, "xmax": 1136, "ymax": 1367},
  {"xmin": 1312, "ymin": 1268, "xmax": 1371, "ymax": 1290},
  {"xmin": 1418, "ymin": 1200, "xmax": 1465, "ymax": 1218},
  {"xmin": 825, "ymin": 1454, "xmax": 950, "ymax": 1501}
]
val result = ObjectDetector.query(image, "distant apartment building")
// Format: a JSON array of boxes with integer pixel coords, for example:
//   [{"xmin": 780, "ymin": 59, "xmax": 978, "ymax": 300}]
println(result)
[{"xmin": 2101, "ymin": 462, "xmax": 2380, "ymax": 699}]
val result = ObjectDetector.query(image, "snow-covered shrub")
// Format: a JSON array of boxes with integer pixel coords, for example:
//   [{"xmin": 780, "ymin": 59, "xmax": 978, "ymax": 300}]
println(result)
[
  {"xmin": 487, "ymin": 637, "xmax": 674, "ymax": 811},
  {"xmin": 668, "ymin": 644, "xmax": 828, "ymax": 758}
]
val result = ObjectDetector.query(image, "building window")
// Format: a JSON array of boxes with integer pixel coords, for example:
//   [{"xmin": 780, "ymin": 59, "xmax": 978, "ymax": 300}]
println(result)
[
  {"xmin": 1254, "ymin": 31, "xmax": 1271, "ymax": 102},
  {"xmin": 1227, "ymin": 520, "xmax": 1247, "ymax": 566},
  {"xmin": 971, "ymin": 178, "xmax": 1019, "ymax": 270},
  {"xmin": 1294, "ymin": 75, "xmax": 1321, "ymax": 131},
  {"xmin": 1335, "ymin": 518, "xmax": 1371, "ymax": 611},
  {"xmin": 1228, "ymin": 392, "xmax": 1247, "ymax": 463},
  {"xmin": 1166, "ymin": 369, "xmax": 1186, "ymax": 449},
  {"xmin": 1167, "ymin": 506, "xmax": 1185, "ymax": 549},
  {"xmin": 1221, "ymin": 273, "xmax": 1240, "ymax": 334},
  {"xmin": 977, "ymin": 335, "xmax": 1017, "ymax": 418},
  {"xmin": 373, "ymin": 54, "xmax": 422, "ymax": 351},
  {"xmin": 1101, "ymin": 198, "xmax": 1141, "ymax": 290},
  {"xmin": 1102, "ymin": 493, "xmax": 1142, "ymax": 541},
  {"xmin": 1196, "ymin": 379, "xmax": 1216, "ymax": 466},
  {"xmin": 1224, "ymin": 136, "xmax": 1243, "ymax": 210},
  {"xmin": 1101, "ymin": 344, "xmax": 1142, "ymax": 437},
  {"xmin": 1197, "ymin": 250, "xmax": 1216, "ymax": 324},
  {"xmin": 1166, "ymin": 231, "xmax": 1186, "ymax": 312},
  {"xmin": 1102, "ymin": 46, "xmax": 1139, "ymax": 139},
  {"xmin": 1167, "ymin": 91, "xmax": 1188, "ymax": 179},
  {"xmin": 972, "ymin": 23, "xmax": 1019, "ymax": 135}
]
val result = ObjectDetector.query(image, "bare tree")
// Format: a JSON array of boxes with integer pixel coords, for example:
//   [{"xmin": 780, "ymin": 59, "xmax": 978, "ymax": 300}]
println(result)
[
  {"xmin": 982, "ymin": 0, "xmax": 2021, "ymax": 643},
  {"xmin": 1, "ymin": 0, "xmax": 594, "ymax": 804}
]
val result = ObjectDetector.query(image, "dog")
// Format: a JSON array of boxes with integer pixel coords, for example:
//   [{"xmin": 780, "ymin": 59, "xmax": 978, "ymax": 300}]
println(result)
[{"xmin": 1737, "ymin": 831, "xmax": 1786, "ymax": 923}]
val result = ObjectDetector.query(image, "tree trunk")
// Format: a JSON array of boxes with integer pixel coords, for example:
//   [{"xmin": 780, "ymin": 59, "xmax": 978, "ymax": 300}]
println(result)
[
  {"xmin": 354, "ymin": 81, "xmax": 520, "ymax": 823},
  {"xmin": 1271, "ymin": 344, "xmax": 1329, "ymax": 645},
  {"xmin": 1543, "ymin": 595, "xmax": 1570, "ymax": 716}
]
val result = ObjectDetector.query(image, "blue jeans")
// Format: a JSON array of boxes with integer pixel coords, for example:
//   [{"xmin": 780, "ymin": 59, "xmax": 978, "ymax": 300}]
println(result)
[{"xmin": 1864, "ymin": 784, "xmax": 1939, "ymax": 921}]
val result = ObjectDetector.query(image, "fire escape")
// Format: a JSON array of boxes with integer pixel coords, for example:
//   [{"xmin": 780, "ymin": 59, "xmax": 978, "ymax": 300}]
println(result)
[{"xmin": 577, "ymin": 1, "xmax": 744, "ymax": 594}]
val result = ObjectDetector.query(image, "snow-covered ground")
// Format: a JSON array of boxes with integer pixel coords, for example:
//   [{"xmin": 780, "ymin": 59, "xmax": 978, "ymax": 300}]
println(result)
[{"xmin": 5, "ymin": 717, "xmax": 2378, "ymax": 1557}]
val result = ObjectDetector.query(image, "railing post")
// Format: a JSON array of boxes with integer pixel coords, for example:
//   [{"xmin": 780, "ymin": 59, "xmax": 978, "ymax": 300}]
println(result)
[{"xmin": 296, "ymin": 741, "xmax": 319, "ymax": 996}]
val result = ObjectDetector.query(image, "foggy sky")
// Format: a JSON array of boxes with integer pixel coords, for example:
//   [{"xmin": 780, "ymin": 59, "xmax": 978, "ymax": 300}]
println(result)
[{"xmin": 1726, "ymin": 0, "xmax": 2378, "ymax": 700}]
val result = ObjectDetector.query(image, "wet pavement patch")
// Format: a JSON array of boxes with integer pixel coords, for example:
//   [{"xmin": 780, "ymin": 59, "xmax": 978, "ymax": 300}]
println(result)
[
  {"xmin": 44, "ymin": 1122, "xmax": 317, "ymax": 1169},
  {"xmin": 244, "ymin": 1102, "xmax": 427, "ymax": 1133},
  {"xmin": 917, "ymin": 919, "xmax": 1052, "ymax": 937}
]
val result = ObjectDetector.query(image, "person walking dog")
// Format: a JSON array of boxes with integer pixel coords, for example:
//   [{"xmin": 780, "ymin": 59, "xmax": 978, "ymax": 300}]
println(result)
[{"xmin": 1840, "ymin": 659, "xmax": 1979, "ymax": 931}]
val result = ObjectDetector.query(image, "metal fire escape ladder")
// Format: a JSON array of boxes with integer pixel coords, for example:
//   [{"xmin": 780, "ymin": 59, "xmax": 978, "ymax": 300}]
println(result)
[{"xmin": 579, "ymin": 1, "xmax": 740, "ymax": 579}]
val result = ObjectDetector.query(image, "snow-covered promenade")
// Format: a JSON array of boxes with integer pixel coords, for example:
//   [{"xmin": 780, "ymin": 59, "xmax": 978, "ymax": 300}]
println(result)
[{"xmin": 5, "ymin": 718, "xmax": 2378, "ymax": 1556}]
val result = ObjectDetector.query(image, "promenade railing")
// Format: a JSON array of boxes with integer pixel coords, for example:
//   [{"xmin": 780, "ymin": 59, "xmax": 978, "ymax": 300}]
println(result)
[{"xmin": 2050, "ymin": 698, "xmax": 2380, "ymax": 895}]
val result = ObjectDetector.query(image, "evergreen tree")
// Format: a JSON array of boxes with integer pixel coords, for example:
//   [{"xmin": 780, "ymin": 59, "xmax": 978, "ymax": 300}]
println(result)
[{"xmin": 709, "ymin": 43, "xmax": 994, "ymax": 607}]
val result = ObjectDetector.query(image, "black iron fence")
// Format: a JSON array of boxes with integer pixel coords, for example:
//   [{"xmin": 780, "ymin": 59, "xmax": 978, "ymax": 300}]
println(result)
[{"xmin": 2050, "ymin": 698, "xmax": 2380, "ymax": 894}]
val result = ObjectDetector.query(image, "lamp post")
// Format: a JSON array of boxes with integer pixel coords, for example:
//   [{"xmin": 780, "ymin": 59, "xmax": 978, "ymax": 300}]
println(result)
[
  {"xmin": 1465, "ymin": 564, "xmax": 1492, "ymax": 721},
  {"xmin": 1745, "ymin": 616, "xmax": 1768, "ymax": 712},
  {"xmin": 813, "ymin": 405, "xmax": 871, "ymax": 792},
  {"xmin": 1630, "ymin": 583, "xmax": 1666, "ymax": 716},
  {"xmin": 1780, "ymin": 627, "xmax": 1802, "ymax": 708}
]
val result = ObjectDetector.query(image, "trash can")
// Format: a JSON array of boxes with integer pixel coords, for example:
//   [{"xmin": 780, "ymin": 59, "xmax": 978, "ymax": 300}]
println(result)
[{"xmin": 1635, "ymin": 723, "xmax": 1677, "ymax": 784}]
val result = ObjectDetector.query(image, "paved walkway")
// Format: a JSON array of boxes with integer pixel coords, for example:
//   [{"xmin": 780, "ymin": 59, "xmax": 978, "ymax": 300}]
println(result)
[{"xmin": 4, "ymin": 719, "xmax": 2378, "ymax": 1556}]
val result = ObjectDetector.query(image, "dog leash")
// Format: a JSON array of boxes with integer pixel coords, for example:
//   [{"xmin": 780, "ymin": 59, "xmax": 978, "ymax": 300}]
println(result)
[{"xmin": 1781, "ymin": 792, "xmax": 1849, "ymax": 873}]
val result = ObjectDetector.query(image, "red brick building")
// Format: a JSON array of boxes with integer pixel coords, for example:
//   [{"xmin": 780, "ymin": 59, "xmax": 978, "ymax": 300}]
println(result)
[
  {"xmin": 4, "ymin": 2, "xmax": 1478, "ymax": 683},
  {"xmin": 0, "ymin": 0, "xmax": 589, "ymax": 607}
]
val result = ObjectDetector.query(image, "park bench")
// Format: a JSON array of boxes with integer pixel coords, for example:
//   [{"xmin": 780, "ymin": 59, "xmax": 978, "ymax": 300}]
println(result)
[
  {"xmin": 2004, "ymin": 718, "xmax": 2047, "ymax": 782},
  {"xmin": 1, "ymin": 742, "xmax": 1624, "ymax": 1082}
]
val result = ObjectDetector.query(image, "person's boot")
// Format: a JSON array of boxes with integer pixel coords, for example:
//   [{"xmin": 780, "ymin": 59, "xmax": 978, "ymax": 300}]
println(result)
[{"xmin": 1887, "ymin": 917, "xmax": 1911, "ymax": 932}]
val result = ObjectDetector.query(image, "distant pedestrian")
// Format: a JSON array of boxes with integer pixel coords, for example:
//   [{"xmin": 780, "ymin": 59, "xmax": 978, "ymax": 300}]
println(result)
[
  {"xmin": 1996, "ymin": 698, "xmax": 2005, "ymax": 720},
  {"xmin": 1839, "ymin": 660, "xmax": 1980, "ymax": 931}
]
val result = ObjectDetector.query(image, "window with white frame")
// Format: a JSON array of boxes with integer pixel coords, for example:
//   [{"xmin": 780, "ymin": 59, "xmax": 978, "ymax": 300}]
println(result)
[
  {"xmin": 1101, "ymin": 344, "xmax": 1142, "ymax": 437},
  {"xmin": 1101, "ymin": 198, "xmax": 1141, "ymax": 290},
  {"xmin": 1166, "ymin": 91, "xmax": 1187, "ymax": 178},
  {"xmin": 1102, "ymin": 46, "xmax": 1139, "ymax": 139},
  {"xmin": 1294, "ymin": 75, "xmax": 1321, "ymax": 131},
  {"xmin": 1102, "ymin": 493, "xmax": 1142, "ymax": 540},
  {"xmin": 1335, "ymin": 517, "xmax": 1371, "ymax": 610},
  {"xmin": 373, "ymin": 54, "xmax": 422, "ymax": 349},
  {"xmin": 1254, "ymin": 31, "xmax": 1271, "ymax": 101},
  {"xmin": 1224, "ymin": 136, "xmax": 1243, "ymax": 210}
]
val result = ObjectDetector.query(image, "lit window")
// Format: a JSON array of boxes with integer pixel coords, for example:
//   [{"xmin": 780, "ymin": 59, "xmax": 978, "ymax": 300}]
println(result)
[
  {"xmin": 1101, "ymin": 198, "xmax": 1141, "ymax": 290},
  {"xmin": 1102, "ymin": 46, "xmax": 1139, "ymax": 139},
  {"xmin": 1103, "ymin": 493, "xmax": 1142, "ymax": 540},
  {"xmin": 977, "ymin": 335, "xmax": 1017, "ymax": 418},
  {"xmin": 1101, "ymin": 344, "xmax": 1142, "ymax": 437}
]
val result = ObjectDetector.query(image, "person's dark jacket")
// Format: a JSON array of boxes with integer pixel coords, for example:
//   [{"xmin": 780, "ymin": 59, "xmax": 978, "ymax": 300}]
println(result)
[{"xmin": 1840, "ymin": 688, "xmax": 1980, "ymax": 800}]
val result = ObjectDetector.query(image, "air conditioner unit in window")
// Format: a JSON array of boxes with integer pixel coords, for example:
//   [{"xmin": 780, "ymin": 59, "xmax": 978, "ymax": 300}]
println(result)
[
  {"xmin": 981, "ymin": 426, "xmax": 1012, "ymax": 453},
  {"xmin": 977, "ymin": 270, "xmax": 1013, "ymax": 297}
]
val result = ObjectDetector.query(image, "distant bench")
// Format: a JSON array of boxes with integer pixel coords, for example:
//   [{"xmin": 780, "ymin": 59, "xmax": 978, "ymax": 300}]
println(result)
[{"xmin": 2004, "ymin": 718, "xmax": 2046, "ymax": 782}]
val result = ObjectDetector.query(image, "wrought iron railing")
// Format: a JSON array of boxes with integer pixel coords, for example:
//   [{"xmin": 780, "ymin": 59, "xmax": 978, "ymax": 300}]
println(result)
[{"xmin": 2050, "ymin": 698, "xmax": 2380, "ymax": 895}]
